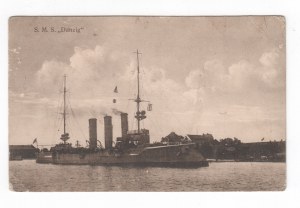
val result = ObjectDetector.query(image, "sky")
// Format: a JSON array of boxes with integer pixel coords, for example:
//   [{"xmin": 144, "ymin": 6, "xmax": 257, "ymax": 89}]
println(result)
[{"xmin": 9, "ymin": 16, "xmax": 286, "ymax": 146}]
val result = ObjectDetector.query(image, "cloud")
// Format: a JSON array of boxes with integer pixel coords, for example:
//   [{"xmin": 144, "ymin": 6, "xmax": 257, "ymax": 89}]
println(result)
[
  {"xmin": 258, "ymin": 49, "xmax": 284, "ymax": 87},
  {"xmin": 259, "ymin": 49, "xmax": 279, "ymax": 67},
  {"xmin": 184, "ymin": 48, "xmax": 284, "ymax": 99},
  {"xmin": 185, "ymin": 60, "xmax": 228, "ymax": 93},
  {"xmin": 182, "ymin": 88, "xmax": 205, "ymax": 105},
  {"xmin": 180, "ymin": 48, "xmax": 285, "ymax": 137},
  {"xmin": 35, "ymin": 45, "xmax": 129, "ymax": 99},
  {"xmin": 185, "ymin": 69, "xmax": 203, "ymax": 89},
  {"xmin": 143, "ymin": 67, "xmax": 181, "ymax": 93},
  {"xmin": 227, "ymin": 60, "xmax": 255, "ymax": 90},
  {"xmin": 36, "ymin": 60, "xmax": 71, "ymax": 93},
  {"xmin": 70, "ymin": 46, "xmax": 105, "ymax": 78},
  {"xmin": 139, "ymin": 67, "xmax": 193, "ymax": 113},
  {"xmin": 32, "ymin": 45, "xmax": 139, "ymax": 131},
  {"xmin": 227, "ymin": 49, "xmax": 284, "ymax": 90}
]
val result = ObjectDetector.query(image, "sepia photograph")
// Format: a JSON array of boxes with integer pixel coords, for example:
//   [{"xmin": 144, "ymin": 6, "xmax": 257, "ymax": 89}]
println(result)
[{"xmin": 8, "ymin": 16, "xmax": 286, "ymax": 192}]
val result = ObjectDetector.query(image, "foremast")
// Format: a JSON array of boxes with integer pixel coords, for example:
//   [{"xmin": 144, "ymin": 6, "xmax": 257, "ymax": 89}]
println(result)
[{"xmin": 60, "ymin": 74, "xmax": 69, "ymax": 144}]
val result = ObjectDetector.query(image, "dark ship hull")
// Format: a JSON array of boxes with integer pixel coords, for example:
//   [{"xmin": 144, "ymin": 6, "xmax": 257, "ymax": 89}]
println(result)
[{"xmin": 38, "ymin": 143, "xmax": 208, "ymax": 167}]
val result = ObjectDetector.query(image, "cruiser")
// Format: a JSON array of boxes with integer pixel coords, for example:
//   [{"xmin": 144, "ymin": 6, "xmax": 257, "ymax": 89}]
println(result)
[{"xmin": 37, "ymin": 50, "xmax": 209, "ymax": 167}]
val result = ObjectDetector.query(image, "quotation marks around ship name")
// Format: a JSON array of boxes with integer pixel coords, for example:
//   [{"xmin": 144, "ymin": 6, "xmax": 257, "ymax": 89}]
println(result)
[{"xmin": 34, "ymin": 26, "xmax": 84, "ymax": 33}]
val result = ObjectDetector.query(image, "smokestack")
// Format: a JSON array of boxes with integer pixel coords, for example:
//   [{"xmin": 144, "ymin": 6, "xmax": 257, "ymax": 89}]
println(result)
[
  {"xmin": 89, "ymin": 118, "xmax": 97, "ymax": 149},
  {"xmin": 121, "ymin": 113, "xmax": 128, "ymax": 138},
  {"xmin": 104, "ymin": 115, "xmax": 113, "ymax": 149}
]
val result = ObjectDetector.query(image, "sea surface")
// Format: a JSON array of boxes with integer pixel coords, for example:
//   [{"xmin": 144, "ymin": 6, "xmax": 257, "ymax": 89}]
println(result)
[{"xmin": 9, "ymin": 160, "xmax": 285, "ymax": 191}]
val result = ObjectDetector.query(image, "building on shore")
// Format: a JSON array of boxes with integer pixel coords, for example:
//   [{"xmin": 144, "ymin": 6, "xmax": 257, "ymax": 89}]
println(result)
[
  {"xmin": 187, "ymin": 134, "xmax": 214, "ymax": 145},
  {"xmin": 9, "ymin": 145, "xmax": 39, "ymax": 160},
  {"xmin": 185, "ymin": 133, "xmax": 285, "ymax": 162}
]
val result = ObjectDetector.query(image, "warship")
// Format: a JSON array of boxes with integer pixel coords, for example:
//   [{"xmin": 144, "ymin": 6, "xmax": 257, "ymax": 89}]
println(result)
[{"xmin": 36, "ymin": 50, "xmax": 209, "ymax": 167}]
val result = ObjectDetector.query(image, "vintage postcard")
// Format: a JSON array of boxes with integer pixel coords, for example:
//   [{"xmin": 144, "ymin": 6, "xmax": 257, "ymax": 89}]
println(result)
[{"xmin": 9, "ymin": 16, "xmax": 286, "ymax": 191}]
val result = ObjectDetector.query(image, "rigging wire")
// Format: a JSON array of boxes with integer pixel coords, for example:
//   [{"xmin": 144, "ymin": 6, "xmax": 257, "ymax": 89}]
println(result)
[
  {"xmin": 52, "ymin": 93, "xmax": 64, "ymax": 143},
  {"xmin": 70, "ymin": 105, "xmax": 88, "ymax": 140},
  {"xmin": 138, "ymin": 63, "xmax": 166, "ymax": 133},
  {"xmin": 51, "ymin": 93, "xmax": 61, "ymax": 140},
  {"xmin": 67, "ymin": 93, "xmax": 88, "ymax": 141}
]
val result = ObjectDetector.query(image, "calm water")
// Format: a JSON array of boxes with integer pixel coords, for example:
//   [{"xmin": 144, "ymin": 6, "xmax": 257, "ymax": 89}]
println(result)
[{"xmin": 9, "ymin": 160, "xmax": 285, "ymax": 191}]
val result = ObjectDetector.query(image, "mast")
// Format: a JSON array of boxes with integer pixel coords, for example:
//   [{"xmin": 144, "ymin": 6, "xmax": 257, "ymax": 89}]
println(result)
[
  {"xmin": 136, "ymin": 49, "xmax": 141, "ymax": 133},
  {"xmin": 133, "ymin": 49, "xmax": 145, "ymax": 134},
  {"xmin": 60, "ymin": 74, "xmax": 69, "ymax": 144},
  {"xmin": 63, "ymin": 74, "xmax": 66, "ymax": 136}
]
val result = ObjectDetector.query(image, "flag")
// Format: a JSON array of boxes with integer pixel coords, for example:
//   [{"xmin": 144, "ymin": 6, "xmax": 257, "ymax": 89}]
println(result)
[
  {"xmin": 114, "ymin": 86, "xmax": 118, "ymax": 93},
  {"xmin": 261, "ymin": 137, "xmax": 264, "ymax": 141},
  {"xmin": 33, "ymin": 138, "xmax": 37, "ymax": 144}
]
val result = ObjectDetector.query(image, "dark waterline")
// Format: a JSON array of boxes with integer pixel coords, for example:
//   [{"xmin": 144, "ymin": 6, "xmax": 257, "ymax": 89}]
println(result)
[{"xmin": 9, "ymin": 160, "xmax": 285, "ymax": 191}]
